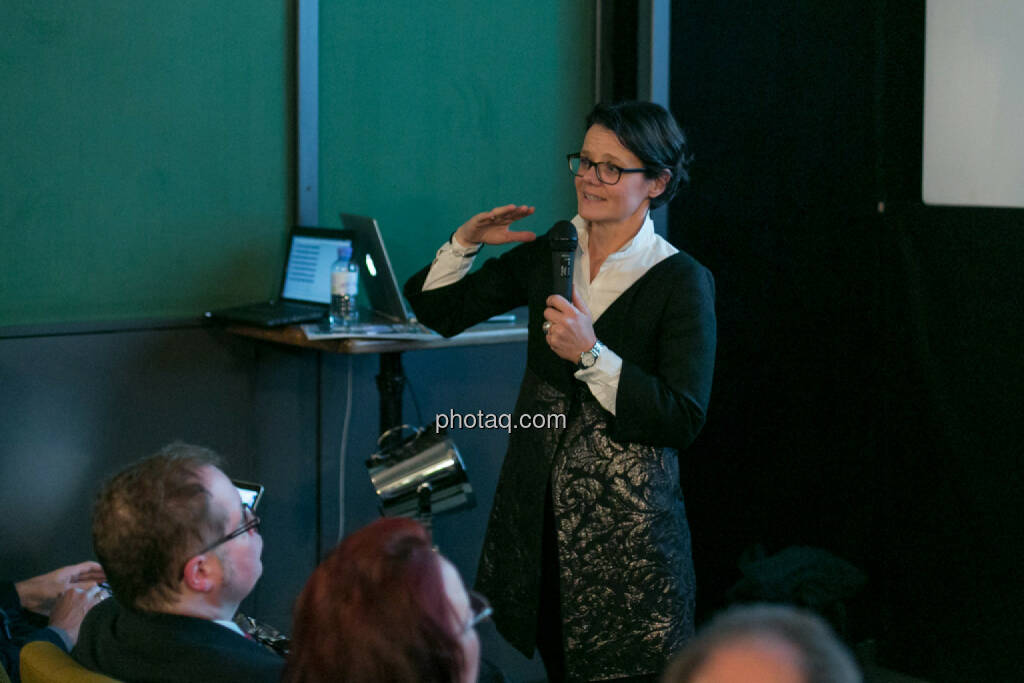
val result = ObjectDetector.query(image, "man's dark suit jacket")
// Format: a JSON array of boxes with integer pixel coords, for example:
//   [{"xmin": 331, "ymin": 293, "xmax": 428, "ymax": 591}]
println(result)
[{"xmin": 73, "ymin": 598, "xmax": 283, "ymax": 683}]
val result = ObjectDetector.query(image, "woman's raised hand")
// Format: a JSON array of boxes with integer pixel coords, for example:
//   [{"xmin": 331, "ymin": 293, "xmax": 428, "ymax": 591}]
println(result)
[{"xmin": 453, "ymin": 204, "xmax": 537, "ymax": 247}]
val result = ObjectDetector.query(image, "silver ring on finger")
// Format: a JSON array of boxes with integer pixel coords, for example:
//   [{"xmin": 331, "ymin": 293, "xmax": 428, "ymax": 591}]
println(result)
[{"xmin": 542, "ymin": 321, "xmax": 552, "ymax": 334}]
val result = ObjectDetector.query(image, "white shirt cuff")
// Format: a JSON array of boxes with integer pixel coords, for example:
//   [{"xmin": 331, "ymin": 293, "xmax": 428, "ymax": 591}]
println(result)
[
  {"xmin": 422, "ymin": 239, "xmax": 479, "ymax": 291},
  {"xmin": 46, "ymin": 625, "xmax": 73, "ymax": 651},
  {"xmin": 575, "ymin": 344, "xmax": 622, "ymax": 415}
]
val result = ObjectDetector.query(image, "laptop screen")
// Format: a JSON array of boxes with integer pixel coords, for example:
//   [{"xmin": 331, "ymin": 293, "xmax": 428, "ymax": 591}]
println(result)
[
  {"xmin": 281, "ymin": 233, "xmax": 353, "ymax": 304},
  {"xmin": 233, "ymin": 479, "xmax": 264, "ymax": 510}
]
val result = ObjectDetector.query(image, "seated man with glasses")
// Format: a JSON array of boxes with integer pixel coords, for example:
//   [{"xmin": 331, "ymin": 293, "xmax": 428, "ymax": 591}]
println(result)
[{"xmin": 73, "ymin": 442, "xmax": 284, "ymax": 683}]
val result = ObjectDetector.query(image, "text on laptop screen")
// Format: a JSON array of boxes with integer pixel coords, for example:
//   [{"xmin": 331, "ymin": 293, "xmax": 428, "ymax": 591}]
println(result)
[{"xmin": 281, "ymin": 236, "xmax": 352, "ymax": 304}]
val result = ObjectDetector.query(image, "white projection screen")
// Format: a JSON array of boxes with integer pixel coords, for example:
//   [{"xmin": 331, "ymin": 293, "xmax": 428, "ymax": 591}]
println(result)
[{"xmin": 923, "ymin": 1, "xmax": 1024, "ymax": 208}]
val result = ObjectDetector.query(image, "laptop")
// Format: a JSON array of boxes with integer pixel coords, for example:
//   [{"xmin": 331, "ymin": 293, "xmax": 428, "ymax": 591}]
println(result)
[
  {"xmin": 340, "ymin": 213, "xmax": 417, "ymax": 323},
  {"xmin": 299, "ymin": 213, "xmax": 521, "ymax": 340},
  {"xmin": 296, "ymin": 213, "xmax": 432, "ymax": 337},
  {"xmin": 204, "ymin": 226, "xmax": 354, "ymax": 327},
  {"xmin": 232, "ymin": 479, "xmax": 265, "ymax": 510}
]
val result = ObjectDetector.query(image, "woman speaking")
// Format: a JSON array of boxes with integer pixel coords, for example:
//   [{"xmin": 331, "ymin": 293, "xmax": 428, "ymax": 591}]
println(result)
[{"xmin": 404, "ymin": 101, "xmax": 716, "ymax": 682}]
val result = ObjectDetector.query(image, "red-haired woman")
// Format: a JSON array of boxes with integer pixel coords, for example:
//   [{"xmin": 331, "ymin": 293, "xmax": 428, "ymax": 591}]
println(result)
[{"xmin": 283, "ymin": 517, "xmax": 488, "ymax": 683}]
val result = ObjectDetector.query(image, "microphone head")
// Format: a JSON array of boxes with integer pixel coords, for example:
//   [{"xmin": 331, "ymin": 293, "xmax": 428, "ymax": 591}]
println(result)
[{"xmin": 547, "ymin": 220, "xmax": 578, "ymax": 253}]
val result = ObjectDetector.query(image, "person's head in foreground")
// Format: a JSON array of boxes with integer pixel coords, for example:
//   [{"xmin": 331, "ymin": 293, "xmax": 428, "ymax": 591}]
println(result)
[
  {"xmin": 662, "ymin": 603, "xmax": 862, "ymax": 683},
  {"xmin": 92, "ymin": 442, "xmax": 263, "ymax": 617},
  {"xmin": 284, "ymin": 517, "xmax": 486, "ymax": 683}
]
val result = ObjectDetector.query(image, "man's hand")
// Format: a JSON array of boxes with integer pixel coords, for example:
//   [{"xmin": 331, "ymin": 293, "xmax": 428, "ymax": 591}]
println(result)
[
  {"xmin": 14, "ymin": 561, "xmax": 106, "ymax": 615},
  {"xmin": 47, "ymin": 584, "xmax": 108, "ymax": 645}
]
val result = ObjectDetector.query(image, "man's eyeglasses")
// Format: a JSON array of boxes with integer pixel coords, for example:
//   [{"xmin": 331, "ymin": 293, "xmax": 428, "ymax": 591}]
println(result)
[
  {"xmin": 567, "ymin": 153, "xmax": 646, "ymax": 185},
  {"xmin": 181, "ymin": 505, "xmax": 261, "ymax": 580},
  {"xmin": 464, "ymin": 590, "xmax": 493, "ymax": 633},
  {"xmin": 196, "ymin": 506, "xmax": 261, "ymax": 556}
]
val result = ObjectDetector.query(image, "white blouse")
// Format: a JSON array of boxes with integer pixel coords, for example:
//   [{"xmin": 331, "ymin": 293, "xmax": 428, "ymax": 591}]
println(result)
[{"xmin": 421, "ymin": 213, "xmax": 677, "ymax": 415}]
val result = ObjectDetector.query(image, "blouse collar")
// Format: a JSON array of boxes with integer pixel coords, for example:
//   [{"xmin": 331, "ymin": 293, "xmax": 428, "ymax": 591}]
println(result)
[{"xmin": 572, "ymin": 211, "xmax": 655, "ymax": 259}]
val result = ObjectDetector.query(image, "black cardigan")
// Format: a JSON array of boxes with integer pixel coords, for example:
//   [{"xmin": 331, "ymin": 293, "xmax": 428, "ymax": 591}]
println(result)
[{"xmin": 404, "ymin": 232, "xmax": 716, "ymax": 451}]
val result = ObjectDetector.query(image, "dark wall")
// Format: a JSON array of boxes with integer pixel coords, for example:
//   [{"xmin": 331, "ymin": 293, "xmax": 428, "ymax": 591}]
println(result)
[
  {"xmin": 670, "ymin": 2, "xmax": 1024, "ymax": 681},
  {"xmin": 0, "ymin": 326, "xmax": 317, "ymax": 627}
]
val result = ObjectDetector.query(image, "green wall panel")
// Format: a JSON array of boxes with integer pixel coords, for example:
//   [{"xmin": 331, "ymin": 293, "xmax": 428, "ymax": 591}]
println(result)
[
  {"xmin": 1, "ymin": 2, "xmax": 593, "ymax": 326},
  {"xmin": 319, "ymin": 2, "xmax": 595, "ymax": 284},
  {"xmin": 0, "ymin": 1, "xmax": 292, "ymax": 326}
]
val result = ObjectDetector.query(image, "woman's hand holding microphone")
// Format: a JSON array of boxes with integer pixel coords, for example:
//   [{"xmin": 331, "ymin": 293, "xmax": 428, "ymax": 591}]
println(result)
[
  {"xmin": 451, "ymin": 204, "xmax": 596, "ymax": 364},
  {"xmin": 543, "ymin": 289, "xmax": 597, "ymax": 364}
]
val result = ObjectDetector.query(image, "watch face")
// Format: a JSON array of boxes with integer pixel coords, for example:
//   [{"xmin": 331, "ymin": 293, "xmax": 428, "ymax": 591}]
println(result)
[{"xmin": 578, "ymin": 341, "xmax": 602, "ymax": 370}]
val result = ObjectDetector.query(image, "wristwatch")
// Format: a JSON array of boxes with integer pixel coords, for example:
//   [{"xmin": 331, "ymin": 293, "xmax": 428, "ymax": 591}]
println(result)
[{"xmin": 577, "ymin": 340, "xmax": 605, "ymax": 371}]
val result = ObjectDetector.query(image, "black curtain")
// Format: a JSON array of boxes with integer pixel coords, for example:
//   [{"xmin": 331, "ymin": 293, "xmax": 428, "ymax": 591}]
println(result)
[{"xmin": 668, "ymin": 2, "xmax": 1024, "ymax": 681}]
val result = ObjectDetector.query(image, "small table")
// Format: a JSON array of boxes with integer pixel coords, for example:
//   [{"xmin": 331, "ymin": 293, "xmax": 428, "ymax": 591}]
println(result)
[{"xmin": 225, "ymin": 321, "xmax": 528, "ymax": 446}]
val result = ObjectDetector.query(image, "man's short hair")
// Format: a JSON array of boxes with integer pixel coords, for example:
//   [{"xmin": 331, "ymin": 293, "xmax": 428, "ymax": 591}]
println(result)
[
  {"xmin": 92, "ymin": 442, "xmax": 227, "ymax": 610},
  {"xmin": 663, "ymin": 603, "xmax": 862, "ymax": 683}
]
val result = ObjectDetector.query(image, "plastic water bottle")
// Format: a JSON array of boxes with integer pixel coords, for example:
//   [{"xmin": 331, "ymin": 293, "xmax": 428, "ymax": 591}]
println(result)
[{"xmin": 329, "ymin": 245, "xmax": 359, "ymax": 327}]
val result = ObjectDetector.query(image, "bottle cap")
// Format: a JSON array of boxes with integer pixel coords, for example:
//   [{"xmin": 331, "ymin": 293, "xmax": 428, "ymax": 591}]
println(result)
[{"xmin": 337, "ymin": 244, "xmax": 353, "ymax": 259}]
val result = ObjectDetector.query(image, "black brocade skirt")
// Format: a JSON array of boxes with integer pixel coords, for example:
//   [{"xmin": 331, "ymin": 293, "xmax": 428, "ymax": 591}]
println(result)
[{"xmin": 475, "ymin": 368, "xmax": 695, "ymax": 681}]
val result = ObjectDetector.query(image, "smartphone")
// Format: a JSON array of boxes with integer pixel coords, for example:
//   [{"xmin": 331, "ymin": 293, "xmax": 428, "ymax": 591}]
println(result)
[{"xmin": 233, "ymin": 479, "xmax": 265, "ymax": 511}]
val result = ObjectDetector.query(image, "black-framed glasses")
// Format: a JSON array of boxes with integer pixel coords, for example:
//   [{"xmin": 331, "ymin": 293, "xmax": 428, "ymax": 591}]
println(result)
[
  {"xmin": 567, "ymin": 153, "xmax": 646, "ymax": 185},
  {"xmin": 464, "ymin": 590, "xmax": 493, "ymax": 633},
  {"xmin": 181, "ymin": 505, "xmax": 261, "ymax": 579},
  {"xmin": 197, "ymin": 506, "xmax": 261, "ymax": 556}
]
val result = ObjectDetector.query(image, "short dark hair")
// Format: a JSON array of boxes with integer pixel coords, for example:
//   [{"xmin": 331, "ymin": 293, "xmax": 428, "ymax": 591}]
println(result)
[
  {"xmin": 285, "ymin": 517, "xmax": 465, "ymax": 683},
  {"xmin": 585, "ymin": 100, "xmax": 691, "ymax": 209},
  {"xmin": 663, "ymin": 604, "xmax": 862, "ymax": 683},
  {"xmin": 92, "ymin": 442, "xmax": 226, "ymax": 610}
]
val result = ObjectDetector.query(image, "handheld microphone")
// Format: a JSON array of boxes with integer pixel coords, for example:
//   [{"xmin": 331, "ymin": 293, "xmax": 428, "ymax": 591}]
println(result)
[{"xmin": 547, "ymin": 220, "xmax": 577, "ymax": 300}]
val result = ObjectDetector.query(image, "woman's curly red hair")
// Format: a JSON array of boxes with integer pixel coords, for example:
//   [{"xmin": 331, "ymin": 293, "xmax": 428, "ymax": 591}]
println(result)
[{"xmin": 284, "ymin": 517, "xmax": 465, "ymax": 683}]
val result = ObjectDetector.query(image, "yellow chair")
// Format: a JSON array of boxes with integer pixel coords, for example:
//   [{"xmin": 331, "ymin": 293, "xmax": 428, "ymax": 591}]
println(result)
[{"xmin": 19, "ymin": 641, "xmax": 121, "ymax": 683}]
